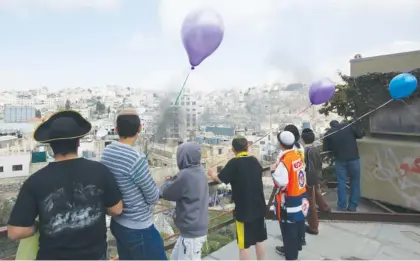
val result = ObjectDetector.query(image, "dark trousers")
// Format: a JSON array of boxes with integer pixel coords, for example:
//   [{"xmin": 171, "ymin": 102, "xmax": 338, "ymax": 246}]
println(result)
[
  {"xmin": 110, "ymin": 219, "xmax": 167, "ymax": 260},
  {"xmin": 298, "ymin": 220, "xmax": 305, "ymax": 245},
  {"xmin": 280, "ymin": 221, "xmax": 300, "ymax": 260}
]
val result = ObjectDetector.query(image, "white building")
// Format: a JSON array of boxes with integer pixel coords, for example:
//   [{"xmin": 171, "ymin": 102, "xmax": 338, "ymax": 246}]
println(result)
[
  {"xmin": 178, "ymin": 88, "xmax": 199, "ymax": 135},
  {"xmin": 0, "ymin": 136, "xmax": 35, "ymax": 179},
  {"xmin": 0, "ymin": 154, "xmax": 31, "ymax": 178}
]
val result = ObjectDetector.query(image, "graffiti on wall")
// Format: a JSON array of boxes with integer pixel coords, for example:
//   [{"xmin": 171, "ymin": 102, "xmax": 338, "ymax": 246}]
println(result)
[{"xmin": 361, "ymin": 141, "xmax": 420, "ymax": 211}]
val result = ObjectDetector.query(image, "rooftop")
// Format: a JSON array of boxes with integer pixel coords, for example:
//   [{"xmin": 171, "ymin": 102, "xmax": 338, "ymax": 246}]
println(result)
[{"xmin": 205, "ymin": 220, "xmax": 420, "ymax": 260}]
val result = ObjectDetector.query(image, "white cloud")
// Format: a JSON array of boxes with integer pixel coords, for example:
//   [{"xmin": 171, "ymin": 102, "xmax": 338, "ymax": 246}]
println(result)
[
  {"xmin": 156, "ymin": 0, "xmax": 420, "ymax": 89},
  {"xmin": 158, "ymin": 0, "xmax": 281, "ymax": 39},
  {"xmin": 126, "ymin": 33, "xmax": 157, "ymax": 51},
  {"xmin": 0, "ymin": 0, "xmax": 121, "ymax": 12},
  {"xmin": 315, "ymin": 40, "xmax": 420, "ymax": 83}
]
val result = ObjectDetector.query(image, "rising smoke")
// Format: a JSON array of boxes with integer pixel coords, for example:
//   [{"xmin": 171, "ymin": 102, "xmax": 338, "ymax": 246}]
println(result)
[{"xmin": 153, "ymin": 92, "xmax": 186, "ymax": 142}]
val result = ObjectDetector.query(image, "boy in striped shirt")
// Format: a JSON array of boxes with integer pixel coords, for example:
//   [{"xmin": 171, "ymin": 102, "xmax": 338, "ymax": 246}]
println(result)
[{"xmin": 101, "ymin": 109, "xmax": 166, "ymax": 260}]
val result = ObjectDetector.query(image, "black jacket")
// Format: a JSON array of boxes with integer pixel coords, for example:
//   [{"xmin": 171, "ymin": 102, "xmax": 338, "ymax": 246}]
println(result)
[{"xmin": 323, "ymin": 121, "xmax": 365, "ymax": 162}]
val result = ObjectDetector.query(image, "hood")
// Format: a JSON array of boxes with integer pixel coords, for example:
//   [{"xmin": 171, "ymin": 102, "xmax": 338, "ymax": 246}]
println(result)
[
  {"xmin": 329, "ymin": 120, "xmax": 341, "ymax": 128},
  {"xmin": 176, "ymin": 142, "xmax": 202, "ymax": 170}
]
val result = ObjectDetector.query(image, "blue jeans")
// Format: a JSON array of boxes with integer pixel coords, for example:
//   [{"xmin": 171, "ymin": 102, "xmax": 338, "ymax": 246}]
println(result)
[
  {"xmin": 110, "ymin": 219, "xmax": 167, "ymax": 260},
  {"xmin": 334, "ymin": 159, "xmax": 361, "ymax": 210}
]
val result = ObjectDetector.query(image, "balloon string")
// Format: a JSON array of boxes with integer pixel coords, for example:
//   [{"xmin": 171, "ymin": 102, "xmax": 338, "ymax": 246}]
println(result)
[
  {"xmin": 316, "ymin": 98, "xmax": 394, "ymax": 142},
  {"xmin": 174, "ymin": 69, "xmax": 193, "ymax": 106},
  {"xmin": 145, "ymin": 69, "xmax": 193, "ymax": 158},
  {"xmin": 296, "ymin": 105, "xmax": 311, "ymax": 116},
  {"xmin": 209, "ymin": 103, "xmax": 314, "ymax": 168}
]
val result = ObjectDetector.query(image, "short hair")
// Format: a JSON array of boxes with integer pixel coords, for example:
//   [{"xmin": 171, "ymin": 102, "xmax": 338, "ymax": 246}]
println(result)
[
  {"xmin": 232, "ymin": 136, "xmax": 248, "ymax": 152},
  {"xmin": 301, "ymin": 128, "xmax": 315, "ymax": 144},
  {"xmin": 49, "ymin": 139, "xmax": 79, "ymax": 156},
  {"xmin": 116, "ymin": 114, "xmax": 141, "ymax": 138},
  {"xmin": 284, "ymin": 124, "xmax": 301, "ymax": 148},
  {"xmin": 284, "ymin": 124, "xmax": 300, "ymax": 141}
]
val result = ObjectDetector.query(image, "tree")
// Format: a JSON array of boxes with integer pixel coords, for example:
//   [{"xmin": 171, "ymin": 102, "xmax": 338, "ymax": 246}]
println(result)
[
  {"xmin": 65, "ymin": 99, "xmax": 71, "ymax": 109},
  {"xmin": 35, "ymin": 109, "xmax": 41, "ymax": 118},
  {"xmin": 319, "ymin": 69, "xmax": 420, "ymax": 124},
  {"xmin": 318, "ymin": 69, "xmax": 420, "ymax": 180}
]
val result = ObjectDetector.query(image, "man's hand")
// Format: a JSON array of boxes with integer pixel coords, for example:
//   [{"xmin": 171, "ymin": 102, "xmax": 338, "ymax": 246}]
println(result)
[{"xmin": 165, "ymin": 176, "xmax": 173, "ymax": 181}]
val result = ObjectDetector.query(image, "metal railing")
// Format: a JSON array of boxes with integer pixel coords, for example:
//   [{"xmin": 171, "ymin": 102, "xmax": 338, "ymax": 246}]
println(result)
[{"xmin": 2, "ymin": 165, "xmax": 420, "ymax": 260}]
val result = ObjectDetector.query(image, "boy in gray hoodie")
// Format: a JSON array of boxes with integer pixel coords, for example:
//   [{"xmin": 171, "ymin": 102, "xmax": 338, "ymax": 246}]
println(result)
[{"xmin": 160, "ymin": 142, "xmax": 209, "ymax": 260}]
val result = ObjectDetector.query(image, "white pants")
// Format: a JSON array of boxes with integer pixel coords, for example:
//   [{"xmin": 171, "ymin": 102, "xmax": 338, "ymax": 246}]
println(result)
[{"xmin": 170, "ymin": 235, "xmax": 207, "ymax": 260}]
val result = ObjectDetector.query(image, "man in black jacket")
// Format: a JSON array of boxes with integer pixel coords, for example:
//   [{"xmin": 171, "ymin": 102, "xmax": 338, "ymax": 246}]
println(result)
[{"xmin": 323, "ymin": 120, "xmax": 365, "ymax": 212}]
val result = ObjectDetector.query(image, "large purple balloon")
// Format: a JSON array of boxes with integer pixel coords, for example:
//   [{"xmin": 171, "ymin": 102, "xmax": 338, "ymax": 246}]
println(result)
[
  {"xmin": 181, "ymin": 9, "xmax": 224, "ymax": 68},
  {"xmin": 309, "ymin": 78, "xmax": 336, "ymax": 105}
]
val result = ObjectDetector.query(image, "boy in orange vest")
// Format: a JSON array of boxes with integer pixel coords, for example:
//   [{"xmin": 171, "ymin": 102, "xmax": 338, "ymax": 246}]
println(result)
[{"xmin": 272, "ymin": 131, "xmax": 309, "ymax": 260}]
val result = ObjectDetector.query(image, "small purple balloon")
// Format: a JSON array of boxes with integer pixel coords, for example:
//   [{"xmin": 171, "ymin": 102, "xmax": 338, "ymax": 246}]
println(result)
[
  {"xmin": 309, "ymin": 78, "xmax": 336, "ymax": 105},
  {"xmin": 181, "ymin": 8, "xmax": 224, "ymax": 68}
]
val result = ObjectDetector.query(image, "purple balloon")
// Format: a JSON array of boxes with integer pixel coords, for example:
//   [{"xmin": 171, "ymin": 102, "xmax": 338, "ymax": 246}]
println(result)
[
  {"xmin": 309, "ymin": 78, "xmax": 336, "ymax": 105},
  {"xmin": 181, "ymin": 9, "xmax": 224, "ymax": 68}
]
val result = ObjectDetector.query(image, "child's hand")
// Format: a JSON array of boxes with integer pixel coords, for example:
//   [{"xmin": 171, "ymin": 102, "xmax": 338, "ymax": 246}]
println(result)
[
  {"xmin": 270, "ymin": 163, "xmax": 277, "ymax": 171},
  {"xmin": 207, "ymin": 169, "xmax": 216, "ymax": 179}
]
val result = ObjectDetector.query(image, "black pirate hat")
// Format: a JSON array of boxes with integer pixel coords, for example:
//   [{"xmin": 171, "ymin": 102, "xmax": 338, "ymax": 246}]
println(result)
[{"xmin": 33, "ymin": 110, "xmax": 92, "ymax": 143}]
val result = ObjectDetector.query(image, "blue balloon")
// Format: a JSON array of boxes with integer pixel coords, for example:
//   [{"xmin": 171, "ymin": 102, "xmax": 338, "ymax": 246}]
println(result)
[{"xmin": 389, "ymin": 73, "xmax": 418, "ymax": 99}]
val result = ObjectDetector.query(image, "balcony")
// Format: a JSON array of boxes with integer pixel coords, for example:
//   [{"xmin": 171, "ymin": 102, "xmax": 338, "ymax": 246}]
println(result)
[{"xmin": 1, "ymin": 166, "xmax": 420, "ymax": 260}]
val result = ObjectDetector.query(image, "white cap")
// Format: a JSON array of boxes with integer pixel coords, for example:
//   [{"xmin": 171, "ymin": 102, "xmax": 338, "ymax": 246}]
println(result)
[{"xmin": 279, "ymin": 131, "xmax": 295, "ymax": 146}]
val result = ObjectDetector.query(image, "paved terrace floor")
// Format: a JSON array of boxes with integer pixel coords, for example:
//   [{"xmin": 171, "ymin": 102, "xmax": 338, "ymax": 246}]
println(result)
[
  {"xmin": 204, "ymin": 220, "xmax": 420, "ymax": 260},
  {"xmin": 205, "ymin": 188, "xmax": 420, "ymax": 260}
]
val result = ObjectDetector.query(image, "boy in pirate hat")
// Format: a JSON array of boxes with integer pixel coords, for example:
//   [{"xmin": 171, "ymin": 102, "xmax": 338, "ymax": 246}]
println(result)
[{"xmin": 8, "ymin": 110, "xmax": 123, "ymax": 260}]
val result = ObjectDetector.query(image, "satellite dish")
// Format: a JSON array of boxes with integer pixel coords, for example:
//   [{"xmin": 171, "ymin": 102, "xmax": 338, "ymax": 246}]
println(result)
[{"xmin": 96, "ymin": 128, "xmax": 108, "ymax": 139}]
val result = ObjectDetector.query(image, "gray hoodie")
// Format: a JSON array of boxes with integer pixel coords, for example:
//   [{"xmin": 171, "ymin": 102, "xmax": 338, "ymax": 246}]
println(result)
[{"xmin": 159, "ymin": 142, "xmax": 209, "ymax": 238}]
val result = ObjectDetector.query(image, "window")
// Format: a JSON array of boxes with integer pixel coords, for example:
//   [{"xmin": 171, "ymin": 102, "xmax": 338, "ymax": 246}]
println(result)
[
  {"xmin": 12, "ymin": 165, "xmax": 23, "ymax": 171},
  {"xmin": 218, "ymin": 148, "xmax": 223, "ymax": 155},
  {"xmin": 192, "ymin": 102, "xmax": 196, "ymax": 105},
  {"xmin": 0, "ymin": 166, "xmax": 3, "ymax": 172},
  {"xmin": 186, "ymin": 102, "xmax": 190, "ymax": 105}
]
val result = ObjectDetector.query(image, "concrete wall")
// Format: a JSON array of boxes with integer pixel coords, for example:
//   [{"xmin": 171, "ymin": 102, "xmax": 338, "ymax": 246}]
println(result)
[
  {"xmin": 351, "ymin": 50, "xmax": 420, "ymax": 211},
  {"xmin": 350, "ymin": 50, "xmax": 420, "ymax": 77},
  {"xmin": 358, "ymin": 138, "xmax": 420, "ymax": 211}
]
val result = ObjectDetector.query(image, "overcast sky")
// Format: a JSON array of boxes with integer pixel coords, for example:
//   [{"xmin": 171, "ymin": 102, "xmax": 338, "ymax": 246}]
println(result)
[{"xmin": 0, "ymin": 0, "xmax": 419, "ymax": 91}]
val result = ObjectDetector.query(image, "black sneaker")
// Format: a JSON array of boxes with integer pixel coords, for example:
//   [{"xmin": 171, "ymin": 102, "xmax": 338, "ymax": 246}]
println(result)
[
  {"xmin": 301, "ymin": 237, "xmax": 307, "ymax": 246},
  {"xmin": 275, "ymin": 246, "xmax": 285, "ymax": 256},
  {"xmin": 347, "ymin": 207, "xmax": 357, "ymax": 212}
]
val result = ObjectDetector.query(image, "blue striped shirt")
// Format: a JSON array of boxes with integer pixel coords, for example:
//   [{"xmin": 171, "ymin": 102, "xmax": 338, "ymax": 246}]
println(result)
[{"xmin": 101, "ymin": 141, "xmax": 159, "ymax": 229}]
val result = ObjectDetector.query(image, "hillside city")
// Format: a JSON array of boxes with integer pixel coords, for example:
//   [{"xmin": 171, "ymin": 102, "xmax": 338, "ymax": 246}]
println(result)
[{"xmin": 0, "ymin": 82, "xmax": 339, "ymax": 258}]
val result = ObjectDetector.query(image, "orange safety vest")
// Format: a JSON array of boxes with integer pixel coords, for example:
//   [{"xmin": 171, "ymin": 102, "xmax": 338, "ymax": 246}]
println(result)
[
  {"xmin": 274, "ymin": 150, "xmax": 308, "ymax": 222},
  {"xmin": 273, "ymin": 146, "xmax": 305, "ymax": 189}
]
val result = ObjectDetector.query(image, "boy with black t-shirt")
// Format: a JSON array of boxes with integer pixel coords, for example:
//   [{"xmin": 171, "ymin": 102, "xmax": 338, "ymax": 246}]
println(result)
[
  {"xmin": 7, "ymin": 110, "xmax": 123, "ymax": 260},
  {"xmin": 208, "ymin": 136, "xmax": 267, "ymax": 260}
]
